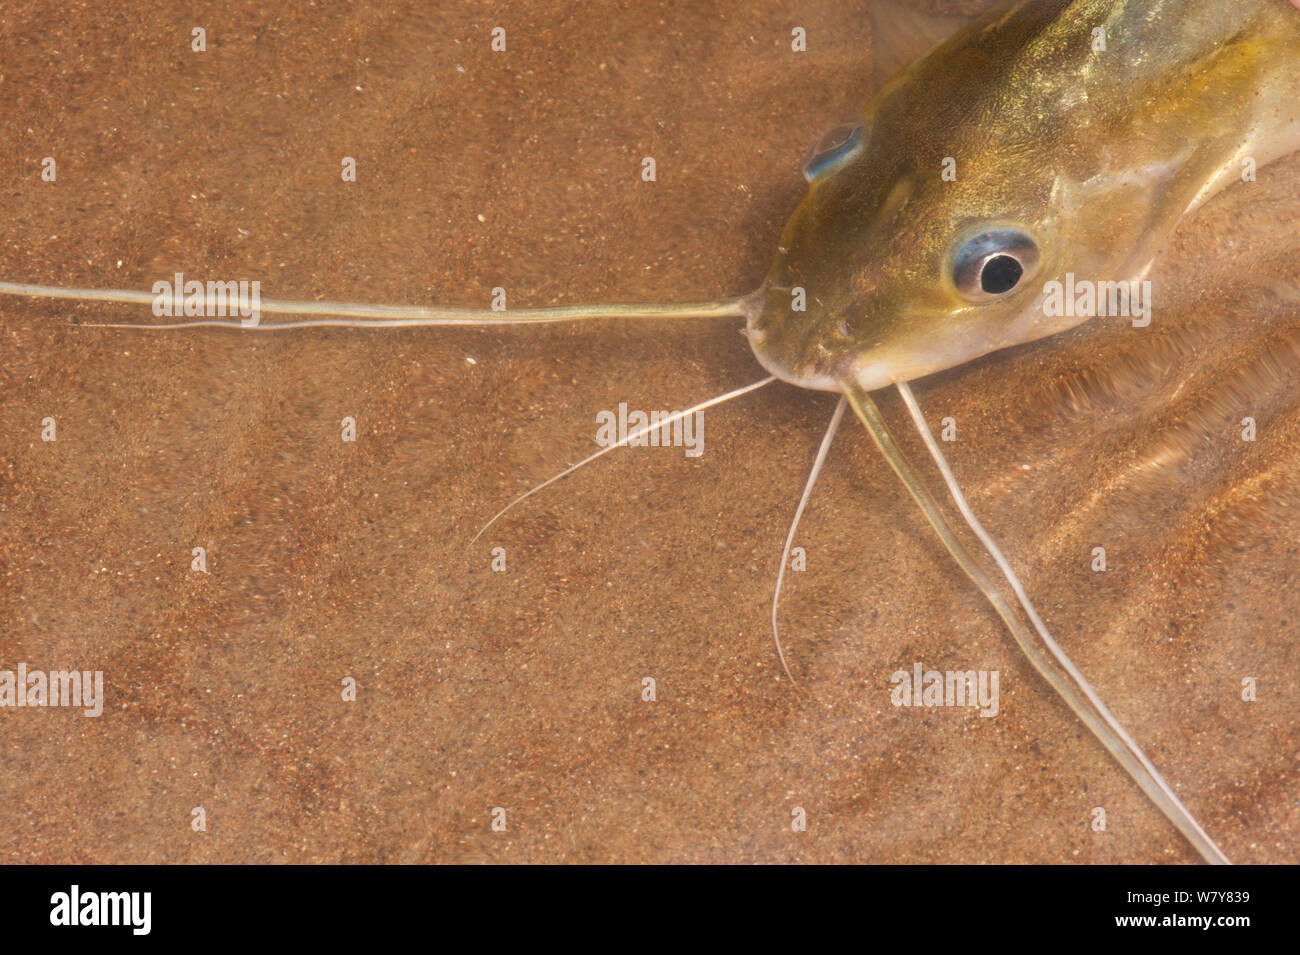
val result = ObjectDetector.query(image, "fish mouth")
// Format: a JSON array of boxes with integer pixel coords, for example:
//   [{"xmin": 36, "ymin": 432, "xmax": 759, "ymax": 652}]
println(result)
[
  {"xmin": 745, "ymin": 308, "xmax": 921, "ymax": 394},
  {"xmin": 744, "ymin": 326, "xmax": 847, "ymax": 393},
  {"xmin": 744, "ymin": 284, "xmax": 857, "ymax": 392}
]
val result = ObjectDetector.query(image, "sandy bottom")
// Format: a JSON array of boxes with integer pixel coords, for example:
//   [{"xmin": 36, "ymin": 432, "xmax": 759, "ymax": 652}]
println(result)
[{"xmin": 1, "ymin": 0, "xmax": 1296, "ymax": 863}]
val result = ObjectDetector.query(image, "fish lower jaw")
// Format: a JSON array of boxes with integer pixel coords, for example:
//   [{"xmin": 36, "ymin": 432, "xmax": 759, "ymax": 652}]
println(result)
[
  {"xmin": 748, "ymin": 346, "xmax": 912, "ymax": 394},
  {"xmin": 850, "ymin": 365, "xmax": 903, "ymax": 393},
  {"xmin": 746, "ymin": 348, "xmax": 843, "ymax": 393},
  {"xmin": 770, "ymin": 365, "xmax": 844, "ymax": 394},
  {"xmin": 747, "ymin": 332, "xmax": 920, "ymax": 394}
]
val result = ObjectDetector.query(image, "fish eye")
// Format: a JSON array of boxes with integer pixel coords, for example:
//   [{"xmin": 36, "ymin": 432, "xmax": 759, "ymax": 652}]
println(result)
[
  {"xmin": 951, "ymin": 229, "xmax": 1040, "ymax": 302},
  {"xmin": 802, "ymin": 124, "xmax": 864, "ymax": 182}
]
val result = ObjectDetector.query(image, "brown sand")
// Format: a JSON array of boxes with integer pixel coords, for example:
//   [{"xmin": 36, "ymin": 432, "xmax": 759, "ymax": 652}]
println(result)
[{"xmin": 0, "ymin": 1, "xmax": 1296, "ymax": 863}]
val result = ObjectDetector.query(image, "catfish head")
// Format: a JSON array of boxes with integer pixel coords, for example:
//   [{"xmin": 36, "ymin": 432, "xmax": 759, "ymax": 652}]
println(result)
[{"xmin": 746, "ymin": 0, "xmax": 1300, "ymax": 393}]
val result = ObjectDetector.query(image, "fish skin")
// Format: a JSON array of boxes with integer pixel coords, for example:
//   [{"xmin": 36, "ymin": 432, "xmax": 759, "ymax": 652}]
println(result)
[{"xmin": 747, "ymin": 0, "xmax": 1300, "ymax": 393}]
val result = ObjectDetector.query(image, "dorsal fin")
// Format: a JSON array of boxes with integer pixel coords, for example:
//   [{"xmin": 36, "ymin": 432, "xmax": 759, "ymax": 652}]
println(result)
[{"xmin": 867, "ymin": 0, "xmax": 985, "ymax": 90}]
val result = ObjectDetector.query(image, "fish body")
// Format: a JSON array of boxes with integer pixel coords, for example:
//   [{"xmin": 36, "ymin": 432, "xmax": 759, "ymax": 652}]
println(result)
[{"xmin": 748, "ymin": 0, "xmax": 1300, "ymax": 392}]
